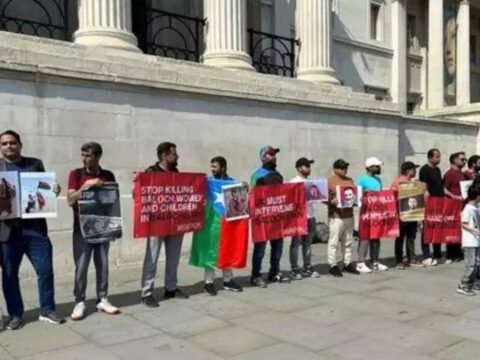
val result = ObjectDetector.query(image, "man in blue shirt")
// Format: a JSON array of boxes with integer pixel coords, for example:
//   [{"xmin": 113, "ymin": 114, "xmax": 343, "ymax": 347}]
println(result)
[
  {"xmin": 0, "ymin": 130, "xmax": 64, "ymax": 330},
  {"xmin": 356, "ymin": 157, "xmax": 388, "ymax": 273}
]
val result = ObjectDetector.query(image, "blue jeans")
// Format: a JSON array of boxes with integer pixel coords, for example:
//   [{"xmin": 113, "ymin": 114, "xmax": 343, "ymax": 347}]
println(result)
[
  {"xmin": 251, "ymin": 239, "xmax": 283, "ymax": 278},
  {"xmin": 0, "ymin": 229, "xmax": 56, "ymax": 317}
]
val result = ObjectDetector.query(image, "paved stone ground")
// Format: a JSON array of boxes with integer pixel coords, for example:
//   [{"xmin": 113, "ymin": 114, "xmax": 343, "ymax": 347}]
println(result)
[{"xmin": 1, "ymin": 240, "xmax": 480, "ymax": 360}]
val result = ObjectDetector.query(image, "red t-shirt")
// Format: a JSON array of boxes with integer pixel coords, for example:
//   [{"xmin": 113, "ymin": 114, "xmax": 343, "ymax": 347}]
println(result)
[
  {"xmin": 68, "ymin": 167, "xmax": 116, "ymax": 231},
  {"xmin": 444, "ymin": 168, "xmax": 468, "ymax": 197}
]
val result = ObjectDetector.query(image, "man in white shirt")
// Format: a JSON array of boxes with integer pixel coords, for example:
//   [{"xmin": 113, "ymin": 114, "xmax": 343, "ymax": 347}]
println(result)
[{"xmin": 289, "ymin": 158, "xmax": 320, "ymax": 280}]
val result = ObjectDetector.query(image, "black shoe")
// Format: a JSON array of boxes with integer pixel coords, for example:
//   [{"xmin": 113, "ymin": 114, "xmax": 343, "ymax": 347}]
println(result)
[
  {"xmin": 250, "ymin": 276, "xmax": 267, "ymax": 288},
  {"xmin": 165, "ymin": 288, "xmax": 189, "ymax": 299},
  {"xmin": 6, "ymin": 316, "xmax": 23, "ymax": 330},
  {"xmin": 290, "ymin": 269, "xmax": 303, "ymax": 280},
  {"xmin": 268, "ymin": 272, "xmax": 291, "ymax": 283},
  {"xmin": 38, "ymin": 312, "xmax": 65, "ymax": 325},
  {"xmin": 223, "ymin": 280, "xmax": 243, "ymax": 292},
  {"xmin": 343, "ymin": 263, "xmax": 360, "ymax": 275},
  {"xmin": 204, "ymin": 283, "xmax": 217, "ymax": 296},
  {"xmin": 329, "ymin": 265, "xmax": 343, "ymax": 277},
  {"xmin": 142, "ymin": 295, "xmax": 159, "ymax": 308}
]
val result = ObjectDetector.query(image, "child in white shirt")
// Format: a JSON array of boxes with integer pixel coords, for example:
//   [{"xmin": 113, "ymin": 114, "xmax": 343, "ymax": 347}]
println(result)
[{"xmin": 457, "ymin": 185, "xmax": 480, "ymax": 296}]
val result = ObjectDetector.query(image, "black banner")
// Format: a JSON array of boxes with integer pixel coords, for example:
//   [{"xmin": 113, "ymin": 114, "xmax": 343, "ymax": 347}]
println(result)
[{"xmin": 79, "ymin": 183, "xmax": 122, "ymax": 243}]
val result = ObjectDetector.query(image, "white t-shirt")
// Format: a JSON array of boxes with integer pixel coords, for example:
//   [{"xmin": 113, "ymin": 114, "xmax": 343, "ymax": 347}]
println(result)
[
  {"xmin": 461, "ymin": 203, "xmax": 480, "ymax": 248},
  {"xmin": 290, "ymin": 175, "xmax": 314, "ymax": 219}
]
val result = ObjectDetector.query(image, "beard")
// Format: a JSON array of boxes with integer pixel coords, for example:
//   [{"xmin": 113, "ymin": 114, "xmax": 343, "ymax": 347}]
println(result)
[{"xmin": 264, "ymin": 161, "xmax": 277, "ymax": 171}]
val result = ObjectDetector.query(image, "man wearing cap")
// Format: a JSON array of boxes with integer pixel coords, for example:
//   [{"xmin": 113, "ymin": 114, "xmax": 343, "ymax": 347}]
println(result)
[
  {"xmin": 250, "ymin": 146, "xmax": 289, "ymax": 287},
  {"xmin": 356, "ymin": 157, "xmax": 388, "ymax": 272},
  {"xmin": 327, "ymin": 159, "xmax": 360, "ymax": 277},
  {"xmin": 391, "ymin": 161, "xmax": 423, "ymax": 269},
  {"xmin": 289, "ymin": 157, "xmax": 320, "ymax": 280}
]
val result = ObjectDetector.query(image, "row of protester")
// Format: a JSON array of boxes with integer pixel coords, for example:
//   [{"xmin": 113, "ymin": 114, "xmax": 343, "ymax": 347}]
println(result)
[{"xmin": 0, "ymin": 129, "xmax": 478, "ymax": 332}]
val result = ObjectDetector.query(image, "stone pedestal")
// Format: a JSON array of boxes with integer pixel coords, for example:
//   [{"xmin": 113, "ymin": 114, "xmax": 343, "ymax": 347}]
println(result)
[{"xmin": 74, "ymin": 0, "xmax": 140, "ymax": 52}]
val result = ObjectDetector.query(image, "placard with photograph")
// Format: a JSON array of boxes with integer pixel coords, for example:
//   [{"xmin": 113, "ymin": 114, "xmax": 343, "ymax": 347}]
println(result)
[
  {"xmin": 0, "ymin": 171, "xmax": 20, "ymax": 220},
  {"xmin": 305, "ymin": 179, "xmax": 328, "ymax": 203},
  {"xmin": 20, "ymin": 172, "xmax": 57, "ymax": 219},
  {"xmin": 336, "ymin": 185, "xmax": 362, "ymax": 208},
  {"xmin": 222, "ymin": 183, "xmax": 249, "ymax": 221},
  {"xmin": 398, "ymin": 181, "xmax": 426, "ymax": 222}
]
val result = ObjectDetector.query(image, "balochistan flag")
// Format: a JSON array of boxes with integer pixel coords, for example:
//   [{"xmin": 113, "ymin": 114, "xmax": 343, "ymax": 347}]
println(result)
[
  {"xmin": 189, "ymin": 177, "xmax": 249, "ymax": 269},
  {"xmin": 37, "ymin": 180, "xmax": 51, "ymax": 190}
]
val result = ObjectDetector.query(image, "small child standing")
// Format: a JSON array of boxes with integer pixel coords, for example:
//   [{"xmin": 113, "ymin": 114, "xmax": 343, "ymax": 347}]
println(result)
[{"xmin": 457, "ymin": 185, "xmax": 480, "ymax": 296}]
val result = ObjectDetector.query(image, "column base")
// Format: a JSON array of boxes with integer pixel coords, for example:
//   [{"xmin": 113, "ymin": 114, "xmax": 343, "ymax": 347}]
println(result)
[
  {"xmin": 203, "ymin": 51, "xmax": 255, "ymax": 71},
  {"xmin": 74, "ymin": 28, "xmax": 141, "ymax": 53},
  {"xmin": 297, "ymin": 67, "xmax": 340, "ymax": 85}
]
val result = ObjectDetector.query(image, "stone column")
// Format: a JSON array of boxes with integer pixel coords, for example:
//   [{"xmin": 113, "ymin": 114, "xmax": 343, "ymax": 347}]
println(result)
[
  {"xmin": 457, "ymin": 0, "xmax": 471, "ymax": 106},
  {"xmin": 391, "ymin": 0, "xmax": 407, "ymax": 112},
  {"xmin": 427, "ymin": 0, "xmax": 444, "ymax": 109},
  {"xmin": 74, "ymin": 0, "xmax": 140, "ymax": 52},
  {"xmin": 296, "ymin": 0, "xmax": 339, "ymax": 85},
  {"xmin": 203, "ymin": 0, "xmax": 254, "ymax": 71}
]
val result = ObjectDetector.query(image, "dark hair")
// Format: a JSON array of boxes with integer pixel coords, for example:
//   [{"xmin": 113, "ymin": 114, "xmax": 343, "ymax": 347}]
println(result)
[
  {"xmin": 211, "ymin": 156, "xmax": 227, "ymax": 169},
  {"xmin": 467, "ymin": 155, "xmax": 480, "ymax": 169},
  {"xmin": 156, "ymin": 142, "xmax": 176, "ymax": 159},
  {"xmin": 0, "ymin": 130, "xmax": 21, "ymax": 144},
  {"xmin": 427, "ymin": 148, "xmax": 440, "ymax": 159},
  {"xmin": 449, "ymin": 151, "xmax": 466, "ymax": 164},
  {"xmin": 467, "ymin": 183, "xmax": 480, "ymax": 201},
  {"xmin": 81, "ymin": 142, "xmax": 103, "ymax": 157}
]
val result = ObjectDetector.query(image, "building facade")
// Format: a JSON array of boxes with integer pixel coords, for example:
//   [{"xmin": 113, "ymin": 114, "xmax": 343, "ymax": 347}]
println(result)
[{"xmin": 0, "ymin": 0, "xmax": 478, "ymax": 273}]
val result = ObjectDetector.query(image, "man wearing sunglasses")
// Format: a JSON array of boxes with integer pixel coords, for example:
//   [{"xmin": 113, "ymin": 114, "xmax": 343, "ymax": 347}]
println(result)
[
  {"xmin": 327, "ymin": 159, "xmax": 360, "ymax": 276},
  {"xmin": 444, "ymin": 151, "xmax": 469, "ymax": 263}
]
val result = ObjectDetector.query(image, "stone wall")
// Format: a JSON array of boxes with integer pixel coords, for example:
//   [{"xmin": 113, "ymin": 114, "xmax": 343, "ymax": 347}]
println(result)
[{"xmin": 0, "ymin": 76, "xmax": 476, "ymax": 277}]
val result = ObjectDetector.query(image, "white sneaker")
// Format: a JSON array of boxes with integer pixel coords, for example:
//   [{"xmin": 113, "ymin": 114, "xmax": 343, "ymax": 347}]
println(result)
[
  {"xmin": 445, "ymin": 259, "xmax": 453, "ymax": 265},
  {"xmin": 432, "ymin": 258, "xmax": 438, "ymax": 266},
  {"xmin": 71, "ymin": 302, "xmax": 86, "ymax": 321},
  {"xmin": 373, "ymin": 262, "xmax": 388, "ymax": 271},
  {"xmin": 356, "ymin": 262, "xmax": 372, "ymax": 274},
  {"xmin": 422, "ymin": 258, "xmax": 433, "ymax": 266},
  {"xmin": 96, "ymin": 299, "xmax": 120, "ymax": 315}
]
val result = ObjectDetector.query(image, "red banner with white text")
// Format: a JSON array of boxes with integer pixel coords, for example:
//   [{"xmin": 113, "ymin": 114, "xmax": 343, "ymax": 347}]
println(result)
[
  {"xmin": 359, "ymin": 190, "xmax": 400, "ymax": 240},
  {"xmin": 133, "ymin": 172, "xmax": 207, "ymax": 238},
  {"xmin": 423, "ymin": 197, "xmax": 462, "ymax": 244},
  {"xmin": 250, "ymin": 183, "xmax": 307, "ymax": 243}
]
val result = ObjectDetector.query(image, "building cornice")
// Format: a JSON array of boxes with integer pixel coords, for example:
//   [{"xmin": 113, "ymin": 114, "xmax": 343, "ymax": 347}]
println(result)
[
  {"xmin": 0, "ymin": 31, "xmax": 476, "ymax": 127},
  {"xmin": 333, "ymin": 35, "xmax": 394, "ymax": 56}
]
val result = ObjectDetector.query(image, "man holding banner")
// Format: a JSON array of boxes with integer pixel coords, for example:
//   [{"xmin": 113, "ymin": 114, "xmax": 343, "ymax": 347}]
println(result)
[
  {"xmin": 250, "ymin": 146, "xmax": 289, "ymax": 287},
  {"xmin": 137, "ymin": 142, "xmax": 189, "ymax": 308},
  {"xmin": 289, "ymin": 157, "xmax": 320, "ymax": 280},
  {"xmin": 419, "ymin": 149, "xmax": 444, "ymax": 266},
  {"xmin": 391, "ymin": 161, "xmax": 423, "ymax": 269},
  {"xmin": 0, "ymin": 130, "xmax": 64, "ymax": 329},
  {"xmin": 356, "ymin": 157, "xmax": 388, "ymax": 272},
  {"xmin": 67, "ymin": 142, "xmax": 120, "ymax": 320},
  {"xmin": 189, "ymin": 156, "xmax": 245, "ymax": 296},
  {"xmin": 327, "ymin": 159, "xmax": 359, "ymax": 276},
  {"xmin": 444, "ymin": 152, "xmax": 469, "ymax": 263}
]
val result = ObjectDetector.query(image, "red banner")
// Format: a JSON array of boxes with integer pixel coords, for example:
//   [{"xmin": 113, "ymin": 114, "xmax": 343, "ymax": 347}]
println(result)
[
  {"xmin": 133, "ymin": 172, "xmax": 207, "ymax": 238},
  {"xmin": 423, "ymin": 197, "xmax": 462, "ymax": 244},
  {"xmin": 250, "ymin": 183, "xmax": 307, "ymax": 243},
  {"xmin": 359, "ymin": 190, "xmax": 400, "ymax": 240}
]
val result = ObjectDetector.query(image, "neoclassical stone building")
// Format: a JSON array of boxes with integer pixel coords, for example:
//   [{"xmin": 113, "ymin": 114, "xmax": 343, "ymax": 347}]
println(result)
[{"xmin": 0, "ymin": 0, "xmax": 478, "ymax": 271}]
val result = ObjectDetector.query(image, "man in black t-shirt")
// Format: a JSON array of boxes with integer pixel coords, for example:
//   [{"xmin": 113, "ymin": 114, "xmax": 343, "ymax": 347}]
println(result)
[{"xmin": 418, "ymin": 148, "xmax": 444, "ymax": 265}]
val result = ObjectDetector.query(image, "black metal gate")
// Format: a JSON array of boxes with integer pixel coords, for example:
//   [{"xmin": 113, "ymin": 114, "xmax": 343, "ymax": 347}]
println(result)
[{"xmin": 0, "ymin": 0, "xmax": 69, "ymax": 40}]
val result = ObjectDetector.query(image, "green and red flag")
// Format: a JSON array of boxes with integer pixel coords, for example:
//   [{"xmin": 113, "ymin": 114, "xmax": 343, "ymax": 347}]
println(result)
[{"xmin": 189, "ymin": 177, "xmax": 248, "ymax": 269}]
